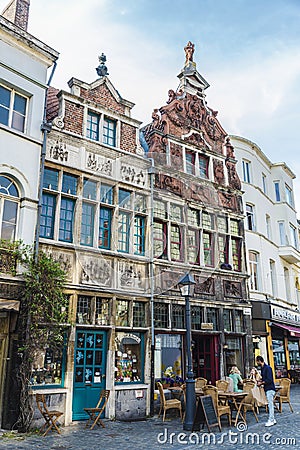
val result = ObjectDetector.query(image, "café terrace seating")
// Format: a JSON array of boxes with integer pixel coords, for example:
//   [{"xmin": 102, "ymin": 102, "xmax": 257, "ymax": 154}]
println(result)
[
  {"xmin": 203, "ymin": 385, "xmax": 231, "ymax": 429},
  {"xmin": 157, "ymin": 381, "xmax": 182, "ymax": 422},
  {"xmin": 274, "ymin": 378, "xmax": 293, "ymax": 413}
]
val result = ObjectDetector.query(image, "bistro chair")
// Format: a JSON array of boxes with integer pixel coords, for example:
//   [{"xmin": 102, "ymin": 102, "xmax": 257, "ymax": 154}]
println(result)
[
  {"xmin": 241, "ymin": 383, "xmax": 259, "ymax": 423},
  {"xmin": 274, "ymin": 378, "xmax": 293, "ymax": 413},
  {"xmin": 84, "ymin": 389, "xmax": 110, "ymax": 429},
  {"xmin": 36, "ymin": 393, "xmax": 63, "ymax": 437},
  {"xmin": 203, "ymin": 385, "xmax": 231, "ymax": 429},
  {"xmin": 157, "ymin": 382, "xmax": 182, "ymax": 421},
  {"xmin": 216, "ymin": 380, "xmax": 229, "ymax": 392},
  {"xmin": 195, "ymin": 377, "xmax": 207, "ymax": 389}
]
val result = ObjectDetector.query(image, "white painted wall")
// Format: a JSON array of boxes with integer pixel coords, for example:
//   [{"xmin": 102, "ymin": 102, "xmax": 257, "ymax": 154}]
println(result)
[{"xmin": 232, "ymin": 135, "xmax": 300, "ymax": 310}]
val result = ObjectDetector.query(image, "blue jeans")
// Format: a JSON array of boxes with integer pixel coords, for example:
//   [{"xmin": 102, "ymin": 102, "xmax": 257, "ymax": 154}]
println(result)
[{"xmin": 266, "ymin": 390, "xmax": 275, "ymax": 422}]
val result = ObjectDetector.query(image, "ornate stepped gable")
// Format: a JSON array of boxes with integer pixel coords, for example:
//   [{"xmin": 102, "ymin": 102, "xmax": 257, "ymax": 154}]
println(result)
[{"xmin": 142, "ymin": 42, "xmax": 241, "ymax": 208}]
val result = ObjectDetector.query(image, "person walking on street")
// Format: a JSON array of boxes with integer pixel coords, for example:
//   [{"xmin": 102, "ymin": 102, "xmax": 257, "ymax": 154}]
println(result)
[{"xmin": 256, "ymin": 355, "xmax": 276, "ymax": 427}]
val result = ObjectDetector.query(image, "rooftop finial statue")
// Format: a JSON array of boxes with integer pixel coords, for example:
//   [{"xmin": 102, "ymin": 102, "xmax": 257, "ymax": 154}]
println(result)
[
  {"xmin": 184, "ymin": 41, "xmax": 195, "ymax": 65},
  {"xmin": 96, "ymin": 53, "xmax": 109, "ymax": 77}
]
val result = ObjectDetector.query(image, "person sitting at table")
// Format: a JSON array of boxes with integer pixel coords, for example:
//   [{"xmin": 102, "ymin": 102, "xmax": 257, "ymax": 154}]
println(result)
[
  {"xmin": 229, "ymin": 366, "xmax": 243, "ymax": 392},
  {"xmin": 249, "ymin": 367, "xmax": 262, "ymax": 383},
  {"xmin": 249, "ymin": 366, "xmax": 268, "ymax": 407}
]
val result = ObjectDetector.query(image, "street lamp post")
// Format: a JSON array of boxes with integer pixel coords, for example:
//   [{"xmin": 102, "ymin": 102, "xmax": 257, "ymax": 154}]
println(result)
[{"xmin": 178, "ymin": 273, "xmax": 196, "ymax": 431}]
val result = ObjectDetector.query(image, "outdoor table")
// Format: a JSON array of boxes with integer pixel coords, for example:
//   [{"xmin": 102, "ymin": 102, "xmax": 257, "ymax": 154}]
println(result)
[{"xmin": 218, "ymin": 391, "xmax": 247, "ymax": 426}]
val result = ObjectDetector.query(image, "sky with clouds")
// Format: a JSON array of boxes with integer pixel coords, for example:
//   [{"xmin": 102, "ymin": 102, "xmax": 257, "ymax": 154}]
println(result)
[{"xmin": 2, "ymin": 0, "xmax": 300, "ymax": 208}]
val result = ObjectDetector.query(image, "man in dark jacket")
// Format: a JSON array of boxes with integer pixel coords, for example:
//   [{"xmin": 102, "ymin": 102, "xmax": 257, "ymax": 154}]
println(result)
[{"xmin": 256, "ymin": 355, "xmax": 276, "ymax": 426}]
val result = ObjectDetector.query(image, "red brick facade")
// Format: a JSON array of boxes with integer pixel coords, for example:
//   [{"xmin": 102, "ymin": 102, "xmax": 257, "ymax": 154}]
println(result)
[
  {"xmin": 120, "ymin": 122, "xmax": 137, "ymax": 153},
  {"xmin": 64, "ymin": 100, "xmax": 84, "ymax": 136},
  {"xmin": 80, "ymin": 84, "xmax": 126, "ymax": 115}
]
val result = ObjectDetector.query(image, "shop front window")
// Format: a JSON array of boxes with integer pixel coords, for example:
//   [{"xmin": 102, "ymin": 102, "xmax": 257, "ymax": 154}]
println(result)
[
  {"xmin": 289, "ymin": 340, "xmax": 300, "ymax": 369},
  {"xmin": 30, "ymin": 342, "xmax": 65, "ymax": 386},
  {"xmin": 154, "ymin": 334, "xmax": 183, "ymax": 382},
  {"xmin": 115, "ymin": 332, "xmax": 144, "ymax": 383},
  {"xmin": 273, "ymin": 338, "xmax": 287, "ymax": 378},
  {"xmin": 225, "ymin": 337, "xmax": 243, "ymax": 377}
]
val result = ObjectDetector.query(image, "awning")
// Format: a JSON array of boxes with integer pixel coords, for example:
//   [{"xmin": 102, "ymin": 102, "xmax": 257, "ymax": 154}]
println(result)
[
  {"xmin": 272, "ymin": 322, "xmax": 300, "ymax": 338},
  {"xmin": 0, "ymin": 299, "xmax": 20, "ymax": 312}
]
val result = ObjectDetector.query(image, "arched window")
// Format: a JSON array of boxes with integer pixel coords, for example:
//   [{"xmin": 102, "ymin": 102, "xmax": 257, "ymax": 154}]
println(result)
[{"xmin": 0, "ymin": 175, "xmax": 19, "ymax": 240}]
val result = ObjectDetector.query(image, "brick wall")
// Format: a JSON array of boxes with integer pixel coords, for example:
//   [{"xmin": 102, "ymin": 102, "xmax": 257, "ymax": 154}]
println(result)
[
  {"xmin": 80, "ymin": 84, "xmax": 126, "ymax": 115},
  {"xmin": 2, "ymin": 0, "xmax": 30, "ymax": 31},
  {"xmin": 64, "ymin": 100, "xmax": 84, "ymax": 135},
  {"xmin": 120, "ymin": 122, "xmax": 137, "ymax": 153}
]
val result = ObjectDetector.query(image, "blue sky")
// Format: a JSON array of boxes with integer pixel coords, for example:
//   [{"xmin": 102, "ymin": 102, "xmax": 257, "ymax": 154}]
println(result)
[{"xmin": 2, "ymin": 0, "xmax": 300, "ymax": 207}]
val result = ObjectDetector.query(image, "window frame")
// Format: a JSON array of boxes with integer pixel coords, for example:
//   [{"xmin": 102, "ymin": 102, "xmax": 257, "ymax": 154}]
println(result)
[
  {"xmin": 0, "ymin": 84, "xmax": 28, "ymax": 133},
  {"xmin": 242, "ymin": 160, "xmax": 251, "ymax": 183}
]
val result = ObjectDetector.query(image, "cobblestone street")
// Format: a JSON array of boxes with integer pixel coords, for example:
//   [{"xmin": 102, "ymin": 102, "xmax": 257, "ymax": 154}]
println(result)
[{"xmin": 1, "ymin": 385, "xmax": 300, "ymax": 450}]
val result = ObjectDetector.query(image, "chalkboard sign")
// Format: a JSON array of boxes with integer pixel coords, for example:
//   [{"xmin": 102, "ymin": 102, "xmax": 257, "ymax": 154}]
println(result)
[{"xmin": 192, "ymin": 395, "xmax": 220, "ymax": 432}]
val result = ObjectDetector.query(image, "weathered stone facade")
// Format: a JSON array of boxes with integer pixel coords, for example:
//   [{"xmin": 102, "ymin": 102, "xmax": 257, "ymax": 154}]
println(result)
[{"xmin": 142, "ymin": 45, "xmax": 252, "ymax": 383}]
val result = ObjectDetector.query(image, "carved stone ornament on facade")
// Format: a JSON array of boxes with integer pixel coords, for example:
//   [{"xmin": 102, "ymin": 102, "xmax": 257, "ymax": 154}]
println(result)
[
  {"xmin": 224, "ymin": 280, "xmax": 242, "ymax": 298},
  {"xmin": 52, "ymin": 116, "xmax": 65, "ymax": 129},
  {"xmin": 218, "ymin": 190, "xmax": 237, "ymax": 210},
  {"xmin": 183, "ymin": 131, "xmax": 205, "ymax": 146},
  {"xmin": 194, "ymin": 276, "xmax": 214, "ymax": 295},
  {"xmin": 81, "ymin": 257, "xmax": 112, "ymax": 286},
  {"xmin": 170, "ymin": 142, "xmax": 183, "ymax": 169},
  {"xmin": 213, "ymin": 159, "xmax": 225, "ymax": 185},
  {"xmin": 52, "ymin": 252, "xmax": 73, "ymax": 281},
  {"xmin": 86, "ymin": 152, "xmax": 113, "ymax": 176},
  {"xmin": 49, "ymin": 138, "xmax": 69, "ymax": 162},
  {"xmin": 120, "ymin": 164, "xmax": 146, "ymax": 186},
  {"xmin": 161, "ymin": 270, "xmax": 182, "ymax": 293},
  {"xmin": 119, "ymin": 262, "xmax": 145, "ymax": 290},
  {"xmin": 226, "ymin": 160, "xmax": 241, "ymax": 190},
  {"xmin": 184, "ymin": 41, "xmax": 195, "ymax": 65},
  {"xmin": 225, "ymin": 137, "xmax": 235, "ymax": 159},
  {"xmin": 155, "ymin": 173, "xmax": 183, "ymax": 196}
]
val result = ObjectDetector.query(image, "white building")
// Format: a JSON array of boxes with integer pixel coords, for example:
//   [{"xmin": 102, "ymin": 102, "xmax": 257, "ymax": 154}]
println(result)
[
  {"xmin": 0, "ymin": 0, "xmax": 58, "ymax": 428},
  {"xmin": 232, "ymin": 135, "xmax": 300, "ymax": 379}
]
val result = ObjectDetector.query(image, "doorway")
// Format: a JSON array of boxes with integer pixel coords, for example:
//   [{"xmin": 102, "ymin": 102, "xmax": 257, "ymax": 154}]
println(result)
[
  {"xmin": 72, "ymin": 330, "xmax": 107, "ymax": 420},
  {"xmin": 192, "ymin": 335, "xmax": 219, "ymax": 383}
]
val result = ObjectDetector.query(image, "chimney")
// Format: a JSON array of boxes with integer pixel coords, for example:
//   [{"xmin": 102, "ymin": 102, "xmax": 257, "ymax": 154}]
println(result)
[{"xmin": 1, "ymin": 0, "xmax": 30, "ymax": 31}]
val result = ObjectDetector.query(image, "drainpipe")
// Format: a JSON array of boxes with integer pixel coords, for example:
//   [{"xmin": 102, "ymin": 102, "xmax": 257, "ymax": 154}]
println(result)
[
  {"xmin": 34, "ymin": 61, "xmax": 57, "ymax": 261},
  {"xmin": 148, "ymin": 157, "xmax": 155, "ymax": 416}
]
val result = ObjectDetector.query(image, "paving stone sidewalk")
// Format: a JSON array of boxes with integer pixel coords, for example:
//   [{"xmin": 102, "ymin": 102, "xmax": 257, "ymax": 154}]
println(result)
[{"xmin": 1, "ymin": 385, "xmax": 300, "ymax": 450}]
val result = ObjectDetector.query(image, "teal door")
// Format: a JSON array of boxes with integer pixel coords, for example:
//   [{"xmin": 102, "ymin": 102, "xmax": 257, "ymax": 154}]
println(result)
[{"xmin": 73, "ymin": 330, "xmax": 107, "ymax": 420}]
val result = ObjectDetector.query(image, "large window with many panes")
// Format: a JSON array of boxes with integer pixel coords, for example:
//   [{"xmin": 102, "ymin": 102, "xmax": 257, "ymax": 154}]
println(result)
[
  {"xmin": 41, "ymin": 169, "xmax": 147, "ymax": 255},
  {"xmin": 40, "ymin": 168, "xmax": 77, "ymax": 242}
]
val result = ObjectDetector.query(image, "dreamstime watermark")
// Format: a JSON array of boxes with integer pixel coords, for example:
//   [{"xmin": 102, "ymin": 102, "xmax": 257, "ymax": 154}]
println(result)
[{"xmin": 157, "ymin": 423, "xmax": 297, "ymax": 446}]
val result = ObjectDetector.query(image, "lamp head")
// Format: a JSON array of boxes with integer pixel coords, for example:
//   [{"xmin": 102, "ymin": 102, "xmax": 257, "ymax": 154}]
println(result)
[{"xmin": 178, "ymin": 273, "xmax": 196, "ymax": 297}]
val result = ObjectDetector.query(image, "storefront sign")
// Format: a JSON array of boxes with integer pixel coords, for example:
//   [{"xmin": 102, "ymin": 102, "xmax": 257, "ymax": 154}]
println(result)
[
  {"xmin": 243, "ymin": 308, "xmax": 251, "ymax": 316},
  {"xmin": 201, "ymin": 323, "xmax": 214, "ymax": 330},
  {"xmin": 271, "ymin": 306, "xmax": 300, "ymax": 325}
]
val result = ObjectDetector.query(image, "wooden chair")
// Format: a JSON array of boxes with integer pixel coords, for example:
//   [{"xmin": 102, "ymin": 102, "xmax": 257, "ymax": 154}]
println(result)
[
  {"xmin": 36, "ymin": 393, "xmax": 63, "ymax": 437},
  {"xmin": 241, "ymin": 383, "xmax": 259, "ymax": 422},
  {"xmin": 157, "ymin": 382, "xmax": 182, "ymax": 421},
  {"xmin": 274, "ymin": 378, "xmax": 293, "ymax": 413},
  {"xmin": 203, "ymin": 385, "xmax": 231, "ymax": 429},
  {"xmin": 216, "ymin": 380, "xmax": 229, "ymax": 392},
  {"xmin": 195, "ymin": 377, "xmax": 207, "ymax": 389},
  {"xmin": 84, "ymin": 389, "xmax": 110, "ymax": 429}
]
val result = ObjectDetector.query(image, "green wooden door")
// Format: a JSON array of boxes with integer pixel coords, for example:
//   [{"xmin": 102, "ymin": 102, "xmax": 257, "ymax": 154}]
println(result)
[{"xmin": 73, "ymin": 330, "xmax": 107, "ymax": 420}]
